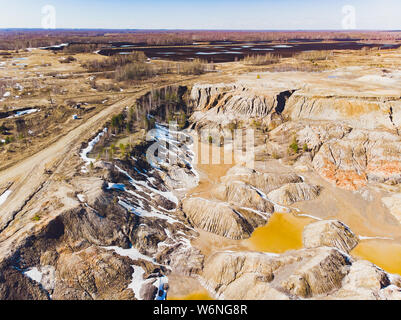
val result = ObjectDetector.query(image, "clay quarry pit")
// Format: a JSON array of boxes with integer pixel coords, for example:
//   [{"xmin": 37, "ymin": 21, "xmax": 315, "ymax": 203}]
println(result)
[{"xmin": 1, "ymin": 30, "xmax": 401, "ymax": 301}]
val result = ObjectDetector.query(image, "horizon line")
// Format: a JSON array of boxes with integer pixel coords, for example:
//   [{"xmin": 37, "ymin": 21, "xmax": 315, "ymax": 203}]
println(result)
[{"xmin": 0, "ymin": 28, "xmax": 401, "ymax": 32}]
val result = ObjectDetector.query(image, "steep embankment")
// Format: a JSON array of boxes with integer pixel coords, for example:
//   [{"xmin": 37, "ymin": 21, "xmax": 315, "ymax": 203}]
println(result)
[
  {"xmin": 184, "ymin": 79, "xmax": 401, "ymax": 300},
  {"xmin": 190, "ymin": 82, "xmax": 401, "ymax": 191},
  {"xmin": 0, "ymin": 86, "xmax": 202, "ymax": 300}
]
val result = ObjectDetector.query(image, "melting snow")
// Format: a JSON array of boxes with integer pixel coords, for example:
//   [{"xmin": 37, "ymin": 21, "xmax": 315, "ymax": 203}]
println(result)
[
  {"xmin": 104, "ymin": 246, "xmax": 156, "ymax": 264},
  {"xmin": 15, "ymin": 83, "xmax": 24, "ymax": 91},
  {"xmin": 117, "ymin": 198, "xmax": 180, "ymax": 224},
  {"xmin": 0, "ymin": 190, "xmax": 12, "ymax": 206},
  {"xmin": 107, "ymin": 183, "xmax": 126, "ymax": 191},
  {"xmin": 356, "ymin": 75, "xmax": 396, "ymax": 84},
  {"xmin": 115, "ymin": 165, "xmax": 178, "ymax": 206},
  {"xmin": 129, "ymin": 266, "xmax": 146, "ymax": 299},
  {"xmin": 104, "ymin": 246, "xmax": 169, "ymax": 300},
  {"xmin": 251, "ymin": 48, "xmax": 274, "ymax": 51},
  {"xmin": 80, "ymin": 128, "xmax": 108, "ymax": 165},
  {"xmin": 23, "ymin": 267, "xmax": 43, "ymax": 283},
  {"xmin": 40, "ymin": 43, "xmax": 68, "ymax": 49},
  {"xmin": 359, "ymin": 235, "xmax": 393, "ymax": 241},
  {"xmin": 154, "ymin": 276, "xmax": 168, "ymax": 300},
  {"xmin": 296, "ymin": 213, "xmax": 322, "ymax": 220},
  {"xmin": 7, "ymin": 108, "xmax": 40, "ymax": 118}
]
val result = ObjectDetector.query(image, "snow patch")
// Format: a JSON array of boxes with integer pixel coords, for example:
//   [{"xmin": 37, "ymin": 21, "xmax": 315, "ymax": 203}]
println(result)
[
  {"xmin": 23, "ymin": 267, "xmax": 43, "ymax": 283},
  {"xmin": 104, "ymin": 246, "xmax": 156, "ymax": 264},
  {"xmin": 115, "ymin": 165, "xmax": 178, "ymax": 206},
  {"xmin": 296, "ymin": 213, "xmax": 322, "ymax": 220},
  {"xmin": 359, "ymin": 235, "xmax": 393, "ymax": 241},
  {"xmin": 7, "ymin": 108, "xmax": 40, "ymax": 118},
  {"xmin": 0, "ymin": 190, "xmax": 12, "ymax": 206},
  {"xmin": 272, "ymin": 45, "xmax": 293, "ymax": 48},
  {"xmin": 107, "ymin": 183, "xmax": 126, "ymax": 191},
  {"xmin": 129, "ymin": 266, "xmax": 146, "ymax": 300},
  {"xmin": 154, "ymin": 276, "xmax": 168, "ymax": 300},
  {"xmin": 80, "ymin": 128, "xmax": 108, "ymax": 166}
]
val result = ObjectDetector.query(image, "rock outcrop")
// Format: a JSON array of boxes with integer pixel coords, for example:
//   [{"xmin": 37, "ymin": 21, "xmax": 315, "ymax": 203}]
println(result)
[
  {"xmin": 213, "ymin": 181, "xmax": 275, "ymax": 212},
  {"xmin": 191, "ymin": 81, "xmax": 401, "ymax": 191},
  {"xmin": 303, "ymin": 220, "xmax": 359, "ymax": 253},
  {"xmin": 190, "ymin": 84, "xmax": 296, "ymax": 129},
  {"xmin": 283, "ymin": 95, "xmax": 401, "ymax": 131},
  {"xmin": 330, "ymin": 260, "xmax": 397, "ymax": 300},
  {"xmin": 221, "ymin": 165, "xmax": 304, "ymax": 195},
  {"xmin": 181, "ymin": 165, "xmax": 319, "ymax": 239},
  {"xmin": 187, "ymin": 80, "xmax": 401, "ymax": 301},
  {"xmin": 202, "ymin": 222, "xmax": 399, "ymax": 300},
  {"xmin": 53, "ymin": 246, "xmax": 136, "ymax": 300},
  {"xmin": 0, "ymin": 154, "xmax": 202, "ymax": 300},
  {"xmin": 202, "ymin": 247, "xmax": 352, "ymax": 299},
  {"xmin": 312, "ymin": 129, "xmax": 401, "ymax": 190},
  {"xmin": 382, "ymin": 193, "xmax": 401, "ymax": 223},
  {"xmin": 267, "ymin": 182, "xmax": 321, "ymax": 205},
  {"xmin": 182, "ymin": 197, "xmax": 265, "ymax": 239}
]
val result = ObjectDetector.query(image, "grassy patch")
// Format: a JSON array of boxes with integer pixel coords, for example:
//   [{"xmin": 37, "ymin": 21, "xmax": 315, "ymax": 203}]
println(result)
[{"xmin": 32, "ymin": 214, "xmax": 41, "ymax": 222}]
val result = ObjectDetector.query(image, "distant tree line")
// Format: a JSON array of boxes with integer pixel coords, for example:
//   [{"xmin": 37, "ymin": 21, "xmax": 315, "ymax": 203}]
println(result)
[
  {"xmin": 81, "ymin": 51, "xmax": 147, "ymax": 72},
  {"xmin": 1, "ymin": 30, "xmax": 400, "ymax": 50}
]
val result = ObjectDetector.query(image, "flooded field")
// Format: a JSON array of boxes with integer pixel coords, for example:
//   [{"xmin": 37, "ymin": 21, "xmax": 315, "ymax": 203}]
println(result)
[{"xmin": 95, "ymin": 40, "xmax": 400, "ymax": 62}]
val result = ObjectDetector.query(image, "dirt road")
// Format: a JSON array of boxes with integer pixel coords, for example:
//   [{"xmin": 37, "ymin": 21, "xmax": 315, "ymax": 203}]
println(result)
[{"xmin": 0, "ymin": 93, "xmax": 142, "ymax": 230}]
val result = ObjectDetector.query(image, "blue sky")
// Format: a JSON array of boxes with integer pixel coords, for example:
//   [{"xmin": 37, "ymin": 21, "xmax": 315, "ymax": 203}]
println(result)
[{"xmin": 0, "ymin": 0, "xmax": 400, "ymax": 30}]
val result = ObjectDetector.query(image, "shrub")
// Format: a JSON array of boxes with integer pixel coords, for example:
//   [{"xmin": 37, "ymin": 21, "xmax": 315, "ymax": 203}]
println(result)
[
  {"xmin": 0, "ymin": 124, "xmax": 8, "ymax": 134},
  {"xmin": 179, "ymin": 59, "xmax": 206, "ymax": 75},
  {"xmin": 289, "ymin": 137, "xmax": 299, "ymax": 154},
  {"xmin": 64, "ymin": 43, "xmax": 99, "ymax": 54},
  {"xmin": 251, "ymin": 119, "xmax": 262, "ymax": 128},
  {"xmin": 242, "ymin": 53, "xmax": 281, "ymax": 66},
  {"xmin": 111, "ymin": 113, "xmax": 125, "ymax": 133},
  {"xmin": 4, "ymin": 136, "xmax": 14, "ymax": 144},
  {"xmin": 115, "ymin": 61, "xmax": 156, "ymax": 81},
  {"xmin": 272, "ymin": 151, "xmax": 281, "ymax": 159},
  {"xmin": 296, "ymin": 50, "xmax": 332, "ymax": 62},
  {"xmin": 268, "ymin": 63, "xmax": 329, "ymax": 72},
  {"xmin": 227, "ymin": 122, "xmax": 238, "ymax": 134},
  {"xmin": 82, "ymin": 52, "xmax": 146, "ymax": 72},
  {"xmin": 59, "ymin": 56, "xmax": 76, "ymax": 63},
  {"xmin": 177, "ymin": 110, "xmax": 187, "ymax": 129},
  {"xmin": 144, "ymin": 115, "xmax": 156, "ymax": 130}
]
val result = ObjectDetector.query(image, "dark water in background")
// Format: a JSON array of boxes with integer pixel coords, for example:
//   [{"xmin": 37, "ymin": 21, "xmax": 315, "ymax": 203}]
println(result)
[
  {"xmin": 98, "ymin": 41, "xmax": 400, "ymax": 62},
  {"xmin": 47, "ymin": 40, "xmax": 401, "ymax": 63}
]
